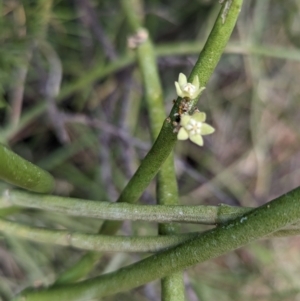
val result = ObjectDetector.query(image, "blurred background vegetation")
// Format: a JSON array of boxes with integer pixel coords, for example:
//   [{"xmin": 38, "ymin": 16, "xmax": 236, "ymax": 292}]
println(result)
[{"xmin": 1, "ymin": 0, "xmax": 300, "ymax": 300}]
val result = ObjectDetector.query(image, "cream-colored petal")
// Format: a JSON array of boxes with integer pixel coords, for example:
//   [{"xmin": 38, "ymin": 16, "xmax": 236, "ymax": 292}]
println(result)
[
  {"xmin": 193, "ymin": 112, "xmax": 206, "ymax": 122},
  {"xmin": 190, "ymin": 134, "xmax": 204, "ymax": 146},
  {"xmin": 183, "ymin": 83, "xmax": 196, "ymax": 95},
  {"xmin": 189, "ymin": 118, "xmax": 197, "ymax": 125},
  {"xmin": 191, "ymin": 86, "xmax": 205, "ymax": 99},
  {"xmin": 177, "ymin": 127, "xmax": 189, "ymax": 140},
  {"xmin": 192, "ymin": 75, "xmax": 199, "ymax": 89},
  {"xmin": 196, "ymin": 128, "xmax": 201, "ymax": 134},
  {"xmin": 181, "ymin": 91, "xmax": 191, "ymax": 98},
  {"xmin": 180, "ymin": 115, "xmax": 191, "ymax": 127},
  {"xmin": 178, "ymin": 73, "xmax": 187, "ymax": 87},
  {"xmin": 201, "ymin": 123, "xmax": 215, "ymax": 135},
  {"xmin": 174, "ymin": 82, "xmax": 184, "ymax": 98}
]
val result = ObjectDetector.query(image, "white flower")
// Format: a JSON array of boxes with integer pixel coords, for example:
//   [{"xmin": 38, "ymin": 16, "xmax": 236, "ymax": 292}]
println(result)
[
  {"xmin": 177, "ymin": 112, "xmax": 215, "ymax": 146},
  {"xmin": 174, "ymin": 73, "xmax": 205, "ymax": 99}
]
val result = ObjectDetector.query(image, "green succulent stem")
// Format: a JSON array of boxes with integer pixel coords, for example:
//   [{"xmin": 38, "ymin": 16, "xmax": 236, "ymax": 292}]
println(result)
[
  {"xmin": 2, "ymin": 189, "xmax": 300, "ymax": 235},
  {"xmin": 0, "ymin": 217, "xmax": 198, "ymax": 253},
  {"xmin": 14, "ymin": 187, "xmax": 300, "ymax": 301},
  {"xmin": 112, "ymin": 0, "xmax": 243, "ymax": 222},
  {"xmin": 0, "ymin": 144, "xmax": 54, "ymax": 193},
  {"xmin": 55, "ymin": 0, "xmax": 184, "ymax": 290},
  {"xmin": 13, "ymin": 0, "xmax": 244, "ymax": 295},
  {"xmin": 0, "ymin": 189, "xmax": 251, "ymax": 224},
  {"xmin": 127, "ymin": 1, "xmax": 184, "ymax": 295},
  {"xmin": 116, "ymin": 0, "xmax": 243, "ymax": 210}
]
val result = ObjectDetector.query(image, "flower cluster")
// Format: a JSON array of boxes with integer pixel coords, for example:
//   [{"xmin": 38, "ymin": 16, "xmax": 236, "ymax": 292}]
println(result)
[
  {"xmin": 174, "ymin": 73, "xmax": 205, "ymax": 99},
  {"xmin": 177, "ymin": 112, "xmax": 215, "ymax": 146},
  {"xmin": 174, "ymin": 73, "xmax": 214, "ymax": 146}
]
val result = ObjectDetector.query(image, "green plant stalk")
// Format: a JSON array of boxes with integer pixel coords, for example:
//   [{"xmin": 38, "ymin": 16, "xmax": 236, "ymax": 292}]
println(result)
[
  {"xmin": 157, "ymin": 155, "xmax": 184, "ymax": 301},
  {"xmin": 55, "ymin": 252, "xmax": 99, "ymax": 284},
  {"xmin": 140, "ymin": 37, "xmax": 184, "ymax": 290},
  {"xmin": 15, "ymin": 187, "xmax": 300, "ymax": 301},
  {"xmin": 126, "ymin": 0, "xmax": 185, "ymax": 293},
  {"xmin": 189, "ymin": 1, "xmax": 241, "ymax": 85},
  {"xmin": 119, "ymin": 0, "xmax": 244, "ymax": 203},
  {"xmin": 55, "ymin": 114, "xmax": 177, "ymax": 281},
  {"xmin": 0, "ymin": 218, "xmax": 197, "ymax": 253},
  {"xmin": 172, "ymin": 0, "xmax": 243, "ymax": 113},
  {"xmin": 0, "ymin": 215, "xmax": 298, "ymax": 255},
  {"xmin": 156, "ymin": 42, "xmax": 300, "ymax": 61},
  {"xmin": 101, "ymin": 0, "xmax": 243, "ymax": 230},
  {"xmin": 136, "ymin": 40, "xmax": 166, "ymax": 139},
  {"xmin": 0, "ymin": 189, "xmax": 252, "ymax": 224},
  {"xmin": 31, "ymin": 0, "xmax": 243, "ymax": 284},
  {"xmin": 0, "ymin": 144, "xmax": 54, "ymax": 193},
  {"xmin": 56, "ymin": 0, "xmax": 183, "ymax": 288},
  {"xmin": 248, "ymin": 0, "xmax": 272, "ymax": 199},
  {"xmin": 2, "ymin": 189, "xmax": 300, "ymax": 236}
]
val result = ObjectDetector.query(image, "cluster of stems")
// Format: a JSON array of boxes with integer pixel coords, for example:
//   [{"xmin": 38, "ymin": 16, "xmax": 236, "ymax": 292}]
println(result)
[{"xmin": 2, "ymin": 1, "xmax": 300, "ymax": 301}]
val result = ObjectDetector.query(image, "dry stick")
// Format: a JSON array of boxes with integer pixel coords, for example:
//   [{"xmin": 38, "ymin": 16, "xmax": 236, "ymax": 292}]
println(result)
[{"xmin": 14, "ymin": 187, "xmax": 300, "ymax": 301}]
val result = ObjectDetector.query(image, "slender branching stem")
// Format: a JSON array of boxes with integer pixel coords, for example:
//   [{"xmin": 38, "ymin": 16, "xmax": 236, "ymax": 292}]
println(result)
[
  {"xmin": 0, "ymin": 189, "xmax": 252, "ymax": 225},
  {"xmin": 0, "ymin": 218, "xmax": 197, "ymax": 253},
  {"xmin": 14, "ymin": 187, "xmax": 300, "ymax": 301},
  {"xmin": 0, "ymin": 144, "xmax": 54, "ymax": 193}
]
